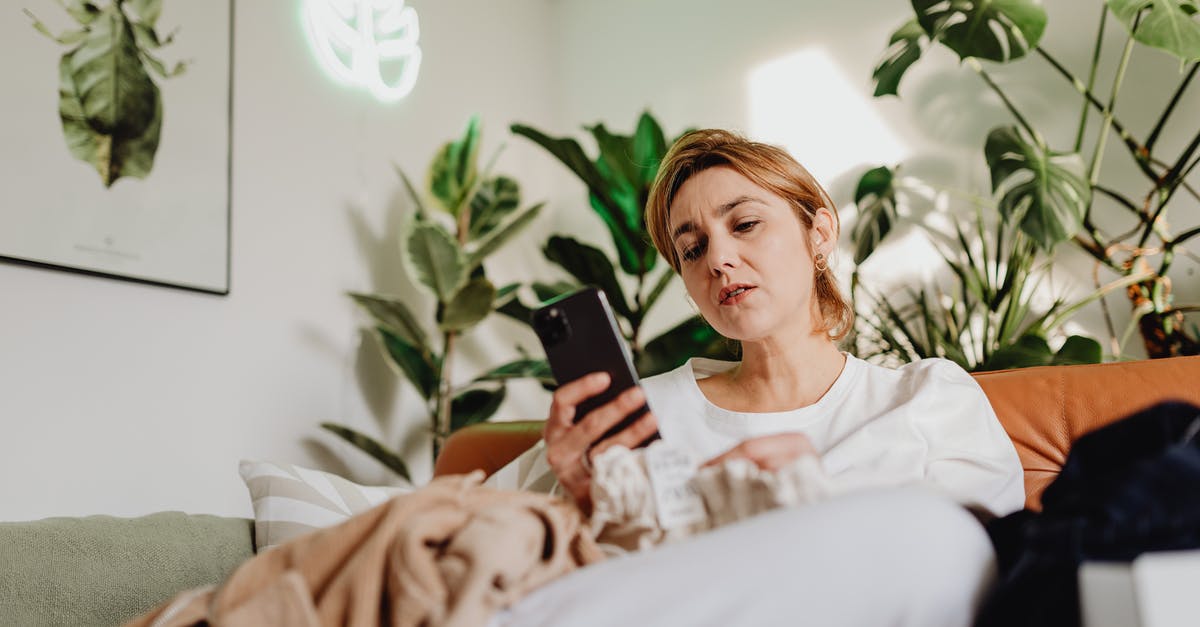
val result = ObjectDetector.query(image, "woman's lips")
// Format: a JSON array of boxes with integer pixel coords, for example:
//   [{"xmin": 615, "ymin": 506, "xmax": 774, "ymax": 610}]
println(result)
[{"xmin": 720, "ymin": 286, "xmax": 755, "ymax": 306}]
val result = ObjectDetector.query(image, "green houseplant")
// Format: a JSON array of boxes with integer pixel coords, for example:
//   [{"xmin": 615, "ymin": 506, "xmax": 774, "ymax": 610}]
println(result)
[
  {"xmin": 27, "ymin": 0, "xmax": 185, "ymax": 187},
  {"xmin": 510, "ymin": 112, "xmax": 738, "ymax": 377},
  {"xmin": 860, "ymin": 0, "xmax": 1200, "ymax": 359},
  {"xmin": 322, "ymin": 117, "xmax": 551, "ymax": 481},
  {"xmin": 850, "ymin": 167, "xmax": 1143, "ymax": 370}
]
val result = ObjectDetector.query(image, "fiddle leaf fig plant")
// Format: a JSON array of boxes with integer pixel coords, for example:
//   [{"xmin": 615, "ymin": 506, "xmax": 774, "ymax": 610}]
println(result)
[
  {"xmin": 26, "ymin": 0, "xmax": 185, "ymax": 187},
  {"xmin": 321, "ymin": 117, "xmax": 548, "ymax": 481},
  {"xmin": 865, "ymin": 0, "xmax": 1200, "ymax": 358},
  {"xmin": 511, "ymin": 112, "xmax": 738, "ymax": 377}
]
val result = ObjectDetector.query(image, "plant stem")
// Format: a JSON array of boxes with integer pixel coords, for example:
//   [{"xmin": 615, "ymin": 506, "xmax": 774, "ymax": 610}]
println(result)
[
  {"xmin": 1087, "ymin": 32, "xmax": 1137, "ymax": 186},
  {"xmin": 967, "ymin": 59, "xmax": 1042, "ymax": 144},
  {"xmin": 1171, "ymin": 225, "xmax": 1200, "ymax": 249},
  {"xmin": 1146, "ymin": 62, "xmax": 1199, "ymax": 152},
  {"xmin": 1037, "ymin": 48, "xmax": 1150, "ymax": 177},
  {"xmin": 434, "ymin": 330, "xmax": 456, "ymax": 460},
  {"xmin": 1094, "ymin": 184, "xmax": 1145, "ymax": 217},
  {"xmin": 1073, "ymin": 7, "xmax": 1107, "ymax": 152},
  {"xmin": 1139, "ymin": 131, "xmax": 1200, "ymax": 248}
]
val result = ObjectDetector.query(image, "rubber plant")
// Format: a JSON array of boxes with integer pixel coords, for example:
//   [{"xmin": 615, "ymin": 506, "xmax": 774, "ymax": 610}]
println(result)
[
  {"xmin": 861, "ymin": 0, "xmax": 1200, "ymax": 358},
  {"xmin": 27, "ymin": 0, "xmax": 185, "ymax": 187},
  {"xmin": 851, "ymin": 167, "xmax": 1148, "ymax": 370},
  {"xmin": 510, "ymin": 112, "xmax": 738, "ymax": 377},
  {"xmin": 321, "ymin": 117, "xmax": 551, "ymax": 482}
]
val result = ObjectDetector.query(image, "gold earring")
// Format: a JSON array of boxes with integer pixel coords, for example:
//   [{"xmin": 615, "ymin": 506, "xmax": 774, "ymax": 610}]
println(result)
[{"xmin": 814, "ymin": 253, "xmax": 828, "ymax": 273}]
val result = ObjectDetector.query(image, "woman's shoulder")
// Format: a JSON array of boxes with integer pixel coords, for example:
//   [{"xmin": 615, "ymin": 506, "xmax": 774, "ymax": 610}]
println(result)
[{"xmin": 856, "ymin": 356, "xmax": 979, "ymax": 395}]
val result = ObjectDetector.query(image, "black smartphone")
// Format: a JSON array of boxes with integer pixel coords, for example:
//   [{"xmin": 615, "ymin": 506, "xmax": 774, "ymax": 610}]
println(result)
[{"xmin": 532, "ymin": 287, "xmax": 660, "ymax": 446}]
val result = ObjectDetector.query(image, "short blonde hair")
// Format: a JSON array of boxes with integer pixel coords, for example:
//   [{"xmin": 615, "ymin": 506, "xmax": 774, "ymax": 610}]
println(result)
[{"xmin": 645, "ymin": 129, "xmax": 854, "ymax": 340}]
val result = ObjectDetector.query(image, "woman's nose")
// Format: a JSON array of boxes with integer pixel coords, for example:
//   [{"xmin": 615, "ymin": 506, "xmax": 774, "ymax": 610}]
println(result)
[{"xmin": 706, "ymin": 234, "xmax": 739, "ymax": 276}]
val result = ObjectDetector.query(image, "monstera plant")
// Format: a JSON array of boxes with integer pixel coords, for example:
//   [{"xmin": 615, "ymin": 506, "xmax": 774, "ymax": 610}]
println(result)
[
  {"xmin": 322, "ymin": 117, "xmax": 550, "ymax": 481},
  {"xmin": 27, "ymin": 0, "xmax": 185, "ymax": 187},
  {"xmin": 861, "ymin": 0, "xmax": 1200, "ymax": 358},
  {"xmin": 510, "ymin": 112, "xmax": 738, "ymax": 377}
]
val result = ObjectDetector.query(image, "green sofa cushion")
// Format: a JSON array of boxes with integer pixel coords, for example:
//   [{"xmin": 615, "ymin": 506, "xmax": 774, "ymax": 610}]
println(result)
[{"xmin": 0, "ymin": 511, "xmax": 254, "ymax": 627}]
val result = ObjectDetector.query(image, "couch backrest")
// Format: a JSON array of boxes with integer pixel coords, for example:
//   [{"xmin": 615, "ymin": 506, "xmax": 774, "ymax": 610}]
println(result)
[
  {"xmin": 974, "ymin": 355, "xmax": 1200, "ymax": 509},
  {"xmin": 435, "ymin": 356, "xmax": 1200, "ymax": 511},
  {"xmin": 0, "ymin": 512, "xmax": 254, "ymax": 626}
]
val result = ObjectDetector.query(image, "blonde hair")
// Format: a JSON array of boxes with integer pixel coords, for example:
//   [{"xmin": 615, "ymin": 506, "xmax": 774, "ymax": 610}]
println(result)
[{"xmin": 645, "ymin": 129, "xmax": 854, "ymax": 340}]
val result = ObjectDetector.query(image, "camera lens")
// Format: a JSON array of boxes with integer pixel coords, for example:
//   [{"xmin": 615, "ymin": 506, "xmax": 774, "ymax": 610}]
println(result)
[{"xmin": 535, "ymin": 307, "xmax": 570, "ymax": 347}]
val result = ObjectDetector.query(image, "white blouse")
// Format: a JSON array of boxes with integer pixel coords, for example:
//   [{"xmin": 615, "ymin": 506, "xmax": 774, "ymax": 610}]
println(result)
[{"xmin": 641, "ymin": 354, "xmax": 1026, "ymax": 517}]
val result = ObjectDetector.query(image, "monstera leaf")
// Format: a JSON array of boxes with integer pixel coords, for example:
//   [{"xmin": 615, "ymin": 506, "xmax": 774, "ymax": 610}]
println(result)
[
  {"xmin": 984, "ymin": 126, "xmax": 1090, "ymax": 251},
  {"xmin": 852, "ymin": 166, "xmax": 900, "ymax": 264},
  {"xmin": 873, "ymin": 18, "xmax": 926, "ymax": 96},
  {"xmin": 29, "ymin": 1, "xmax": 182, "ymax": 187},
  {"xmin": 1107, "ymin": 0, "xmax": 1200, "ymax": 61},
  {"xmin": 913, "ymin": 0, "xmax": 1047, "ymax": 63}
]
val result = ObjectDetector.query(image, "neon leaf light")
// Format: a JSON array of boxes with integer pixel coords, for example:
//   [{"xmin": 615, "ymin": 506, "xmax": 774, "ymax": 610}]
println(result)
[{"xmin": 304, "ymin": 0, "xmax": 422, "ymax": 102}]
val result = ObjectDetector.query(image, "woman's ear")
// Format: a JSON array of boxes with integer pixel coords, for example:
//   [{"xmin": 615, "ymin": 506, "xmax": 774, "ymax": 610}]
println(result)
[{"xmin": 810, "ymin": 207, "xmax": 837, "ymax": 255}]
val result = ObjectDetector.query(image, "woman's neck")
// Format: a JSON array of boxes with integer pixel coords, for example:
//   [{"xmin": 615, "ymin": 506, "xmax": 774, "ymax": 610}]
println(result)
[{"xmin": 702, "ymin": 335, "xmax": 846, "ymax": 413}]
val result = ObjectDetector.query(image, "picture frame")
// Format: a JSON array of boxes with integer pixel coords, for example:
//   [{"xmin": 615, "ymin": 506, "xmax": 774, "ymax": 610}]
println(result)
[{"xmin": 1, "ymin": 0, "xmax": 234, "ymax": 295}]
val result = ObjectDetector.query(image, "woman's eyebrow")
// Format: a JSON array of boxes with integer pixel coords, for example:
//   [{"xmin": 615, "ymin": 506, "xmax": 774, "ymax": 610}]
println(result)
[{"xmin": 671, "ymin": 195, "xmax": 760, "ymax": 241}]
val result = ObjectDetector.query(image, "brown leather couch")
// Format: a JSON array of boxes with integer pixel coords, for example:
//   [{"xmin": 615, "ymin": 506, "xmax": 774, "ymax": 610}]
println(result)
[{"xmin": 436, "ymin": 356, "xmax": 1200, "ymax": 510}]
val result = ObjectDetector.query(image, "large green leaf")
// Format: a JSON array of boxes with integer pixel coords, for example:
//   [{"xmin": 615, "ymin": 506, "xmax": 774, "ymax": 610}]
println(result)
[
  {"xmin": 450, "ymin": 386, "xmax": 507, "ymax": 432},
  {"xmin": 440, "ymin": 277, "xmax": 496, "ymax": 332},
  {"xmin": 873, "ymin": 19, "xmax": 926, "ymax": 96},
  {"xmin": 543, "ymin": 236, "xmax": 633, "ymax": 319},
  {"xmin": 494, "ymin": 283, "xmax": 535, "ymax": 325},
  {"xmin": 467, "ymin": 176, "xmax": 521, "ymax": 240},
  {"xmin": 473, "ymin": 358, "xmax": 555, "ymax": 386},
  {"xmin": 349, "ymin": 293, "xmax": 430, "ymax": 353},
  {"xmin": 979, "ymin": 333, "xmax": 1053, "ymax": 371},
  {"xmin": 377, "ymin": 327, "xmax": 438, "ymax": 399},
  {"xmin": 465, "ymin": 202, "xmax": 544, "ymax": 270},
  {"xmin": 1108, "ymin": 0, "xmax": 1200, "ymax": 61},
  {"xmin": 984, "ymin": 126, "xmax": 1090, "ymax": 251},
  {"xmin": 642, "ymin": 266, "xmax": 676, "ymax": 317},
  {"xmin": 428, "ymin": 116, "xmax": 481, "ymax": 215},
  {"xmin": 588, "ymin": 124, "xmax": 642, "ymax": 230},
  {"xmin": 407, "ymin": 221, "xmax": 467, "ymax": 302},
  {"xmin": 632, "ymin": 112, "xmax": 668, "ymax": 186},
  {"xmin": 1050, "ymin": 334, "xmax": 1104, "ymax": 365},
  {"xmin": 56, "ymin": 7, "xmax": 162, "ymax": 186},
  {"xmin": 319, "ymin": 423, "xmax": 411, "ymax": 482},
  {"xmin": 511, "ymin": 123, "xmax": 650, "ymax": 275},
  {"xmin": 61, "ymin": 1, "xmax": 102, "ymax": 25},
  {"xmin": 851, "ymin": 166, "xmax": 900, "ymax": 264},
  {"xmin": 638, "ymin": 317, "xmax": 738, "ymax": 377},
  {"xmin": 913, "ymin": 0, "xmax": 1047, "ymax": 62}
]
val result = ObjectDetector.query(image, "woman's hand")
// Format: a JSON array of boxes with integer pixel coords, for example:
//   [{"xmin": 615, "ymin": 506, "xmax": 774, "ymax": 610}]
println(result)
[
  {"xmin": 543, "ymin": 372, "xmax": 660, "ymax": 512},
  {"xmin": 702, "ymin": 433, "xmax": 818, "ymax": 471}
]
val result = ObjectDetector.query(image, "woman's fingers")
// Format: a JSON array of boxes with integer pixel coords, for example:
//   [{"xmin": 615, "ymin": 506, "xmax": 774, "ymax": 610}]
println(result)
[
  {"xmin": 544, "ymin": 372, "xmax": 611, "ymax": 439},
  {"xmin": 591, "ymin": 409, "xmax": 659, "ymax": 458}
]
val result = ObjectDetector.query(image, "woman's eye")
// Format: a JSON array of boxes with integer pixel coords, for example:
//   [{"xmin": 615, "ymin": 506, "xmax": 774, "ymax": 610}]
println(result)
[
  {"xmin": 735, "ymin": 220, "xmax": 760, "ymax": 233},
  {"xmin": 680, "ymin": 244, "xmax": 702, "ymax": 262}
]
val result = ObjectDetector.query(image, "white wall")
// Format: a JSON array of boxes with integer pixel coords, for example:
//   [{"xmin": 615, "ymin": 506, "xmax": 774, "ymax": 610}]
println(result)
[
  {"xmin": 3, "ymin": 1, "xmax": 1198, "ymax": 521},
  {"xmin": 0, "ymin": 0, "xmax": 562, "ymax": 520}
]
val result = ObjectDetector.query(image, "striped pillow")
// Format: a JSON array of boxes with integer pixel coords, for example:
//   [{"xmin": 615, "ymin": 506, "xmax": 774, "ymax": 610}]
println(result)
[{"xmin": 238, "ymin": 460, "xmax": 411, "ymax": 551}]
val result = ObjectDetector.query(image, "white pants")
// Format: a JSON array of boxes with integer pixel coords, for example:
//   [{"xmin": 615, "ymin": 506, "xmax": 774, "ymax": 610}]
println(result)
[{"xmin": 492, "ymin": 486, "xmax": 997, "ymax": 627}]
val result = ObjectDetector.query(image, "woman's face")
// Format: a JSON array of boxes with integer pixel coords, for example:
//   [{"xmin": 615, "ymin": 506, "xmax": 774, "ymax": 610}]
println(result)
[{"xmin": 667, "ymin": 165, "xmax": 833, "ymax": 343}]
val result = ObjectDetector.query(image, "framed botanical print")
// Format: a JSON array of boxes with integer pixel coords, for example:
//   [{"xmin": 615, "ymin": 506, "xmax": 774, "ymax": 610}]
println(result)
[{"xmin": 1, "ymin": 0, "xmax": 232, "ymax": 294}]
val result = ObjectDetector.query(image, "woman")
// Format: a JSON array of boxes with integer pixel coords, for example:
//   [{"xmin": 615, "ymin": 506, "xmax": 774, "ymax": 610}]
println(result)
[{"xmin": 495, "ymin": 129, "xmax": 1024, "ymax": 627}]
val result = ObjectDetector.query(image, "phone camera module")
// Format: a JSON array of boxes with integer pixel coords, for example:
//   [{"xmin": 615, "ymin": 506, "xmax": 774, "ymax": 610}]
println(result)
[{"xmin": 534, "ymin": 307, "xmax": 571, "ymax": 347}]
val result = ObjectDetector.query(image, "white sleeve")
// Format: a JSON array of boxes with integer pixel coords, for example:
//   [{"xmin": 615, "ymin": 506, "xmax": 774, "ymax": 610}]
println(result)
[{"xmin": 912, "ymin": 360, "xmax": 1026, "ymax": 517}]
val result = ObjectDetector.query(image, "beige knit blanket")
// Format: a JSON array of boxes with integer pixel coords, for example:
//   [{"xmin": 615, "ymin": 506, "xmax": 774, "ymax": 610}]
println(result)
[{"xmin": 126, "ymin": 472, "xmax": 602, "ymax": 627}]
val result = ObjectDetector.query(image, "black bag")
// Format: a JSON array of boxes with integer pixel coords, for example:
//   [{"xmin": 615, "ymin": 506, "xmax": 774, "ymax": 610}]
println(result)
[{"xmin": 976, "ymin": 401, "xmax": 1200, "ymax": 627}]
